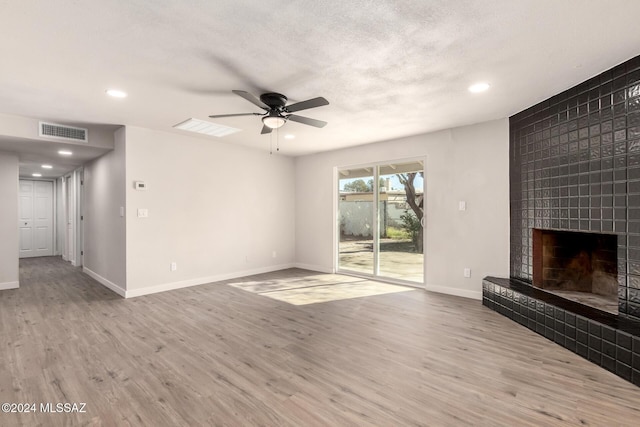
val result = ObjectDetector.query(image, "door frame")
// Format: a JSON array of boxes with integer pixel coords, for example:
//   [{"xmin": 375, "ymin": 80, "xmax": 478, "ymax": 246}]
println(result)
[
  {"xmin": 334, "ymin": 156, "xmax": 427, "ymax": 287},
  {"xmin": 61, "ymin": 167, "xmax": 84, "ymax": 267}
]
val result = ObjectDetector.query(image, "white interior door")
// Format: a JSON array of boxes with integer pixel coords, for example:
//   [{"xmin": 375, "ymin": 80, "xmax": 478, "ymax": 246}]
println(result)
[
  {"xmin": 77, "ymin": 168, "xmax": 83, "ymax": 266},
  {"xmin": 64, "ymin": 174, "xmax": 75, "ymax": 263},
  {"xmin": 19, "ymin": 180, "xmax": 54, "ymax": 258}
]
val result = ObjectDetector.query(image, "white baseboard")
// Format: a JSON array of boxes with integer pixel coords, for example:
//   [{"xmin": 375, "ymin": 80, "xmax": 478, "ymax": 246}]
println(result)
[
  {"xmin": 83, "ymin": 267, "xmax": 126, "ymax": 298},
  {"xmin": 84, "ymin": 264, "xmax": 481, "ymax": 301},
  {"xmin": 0, "ymin": 281, "xmax": 19, "ymax": 291},
  {"xmin": 125, "ymin": 263, "xmax": 296, "ymax": 298},
  {"xmin": 425, "ymin": 284, "xmax": 482, "ymax": 300},
  {"xmin": 293, "ymin": 263, "xmax": 335, "ymax": 274}
]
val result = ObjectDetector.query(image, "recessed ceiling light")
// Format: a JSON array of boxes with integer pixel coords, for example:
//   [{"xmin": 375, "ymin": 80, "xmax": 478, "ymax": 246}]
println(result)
[
  {"xmin": 284, "ymin": 134, "xmax": 295, "ymax": 140},
  {"xmin": 32, "ymin": 173, "xmax": 42, "ymax": 177},
  {"xmin": 173, "ymin": 118, "xmax": 241, "ymax": 137},
  {"xmin": 58, "ymin": 150, "xmax": 73, "ymax": 156},
  {"xmin": 468, "ymin": 82, "xmax": 490, "ymax": 93},
  {"xmin": 41, "ymin": 164, "xmax": 53, "ymax": 169},
  {"xmin": 106, "ymin": 89, "xmax": 127, "ymax": 98}
]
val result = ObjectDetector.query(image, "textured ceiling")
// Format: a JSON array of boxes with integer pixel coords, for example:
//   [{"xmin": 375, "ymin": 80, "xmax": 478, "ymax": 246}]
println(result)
[{"xmin": 1, "ymin": 0, "xmax": 640, "ymax": 159}]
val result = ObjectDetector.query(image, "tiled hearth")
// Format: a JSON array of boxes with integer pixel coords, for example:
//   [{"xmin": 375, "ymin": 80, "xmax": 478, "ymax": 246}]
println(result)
[{"xmin": 483, "ymin": 277, "xmax": 640, "ymax": 385}]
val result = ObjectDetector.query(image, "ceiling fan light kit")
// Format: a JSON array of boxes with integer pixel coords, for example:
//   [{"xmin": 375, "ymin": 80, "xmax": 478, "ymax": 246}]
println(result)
[
  {"xmin": 209, "ymin": 90, "xmax": 329, "ymax": 135},
  {"xmin": 262, "ymin": 113, "xmax": 286, "ymax": 129}
]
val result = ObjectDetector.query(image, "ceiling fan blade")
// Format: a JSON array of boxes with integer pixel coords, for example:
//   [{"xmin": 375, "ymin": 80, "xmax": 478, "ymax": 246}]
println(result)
[
  {"xmin": 208, "ymin": 113, "xmax": 262, "ymax": 118},
  {"xmin": 232, "ymin": 90, "xmax": 269, "ymax": 110},
  {"xmin": 285, "ymin": 97, "xmax": 329, "ymax": 113},
  {"xmin": 287, "ymin": 114, "xmax": 327, "ymax": 128},
  {"xmin": 261, "ymin": 125, "xmax": 273, "ymax": 134}
]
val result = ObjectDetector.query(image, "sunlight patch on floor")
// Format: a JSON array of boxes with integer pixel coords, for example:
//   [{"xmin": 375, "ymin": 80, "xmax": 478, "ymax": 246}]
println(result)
[{"xmin": 226, "ymin": 276, "xmax": 415, "ymax": 305}]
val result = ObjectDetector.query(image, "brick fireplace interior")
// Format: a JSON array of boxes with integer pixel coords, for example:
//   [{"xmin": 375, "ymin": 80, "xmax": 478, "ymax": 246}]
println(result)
[{"xmin": 532, "ymin": 228, "xmax": 618, "ymax": 313}]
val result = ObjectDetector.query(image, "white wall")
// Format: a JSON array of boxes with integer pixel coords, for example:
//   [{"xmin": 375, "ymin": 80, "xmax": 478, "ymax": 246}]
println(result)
[
  {"xmin": 295, "ymin": 119, "xmax": 510, "ymax": 299},
  {"xmin": 123, "ymin": 126, "xmax": 296, "ymax": 296},
  {"xmin": 0, "ymin": 152, "xmax": 19, "ymax": 290},
  {"xmin": 82, "ymin": 128, "xmax": 127, "ymax": 295}
]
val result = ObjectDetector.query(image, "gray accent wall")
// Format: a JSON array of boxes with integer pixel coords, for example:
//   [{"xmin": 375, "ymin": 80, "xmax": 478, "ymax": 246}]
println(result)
[{"xmin": 0, "ymin": 152, "xmax": 19, "ymax": 289}]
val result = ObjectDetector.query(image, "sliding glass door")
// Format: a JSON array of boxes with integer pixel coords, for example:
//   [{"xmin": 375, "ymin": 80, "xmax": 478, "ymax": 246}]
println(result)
[
  {"xmin": 338, "ymin": 169, "xmax": 375, "ymax": 275},
  {"xmin": 338, "ymin": 159, "xmax": 424, "ymax": 284}
]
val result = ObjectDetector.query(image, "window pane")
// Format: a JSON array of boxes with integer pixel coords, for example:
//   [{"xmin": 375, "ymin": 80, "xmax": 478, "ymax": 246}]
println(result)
[
  {"xmin": 338, "ymin": 169, "xmax": 374, "ymax": 275},
  {"xmin": 378, "ymin": 162, "xmax": 424, "ymax": 283}
]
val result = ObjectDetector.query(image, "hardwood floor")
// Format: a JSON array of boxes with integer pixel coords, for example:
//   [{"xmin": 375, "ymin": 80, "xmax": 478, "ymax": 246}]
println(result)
[{"xmin": 2, "ymin": 257, "xmax": 640, "ymax": 426}]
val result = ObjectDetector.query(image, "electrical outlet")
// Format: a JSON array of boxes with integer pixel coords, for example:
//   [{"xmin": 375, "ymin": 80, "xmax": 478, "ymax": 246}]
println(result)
[
  {"xmin": 272, "ymin": 251, "xmax": 277, "ymax": 258},
  {"xmin": 464, "ymin": 268, "xmax": 471, "ymax": 278},
  {"xmin": 170, "ymin": 262, "xmax": 177, "ymax": 271},
  {"xmin": 137, "ymin": 208, "xmax": 149, "ymax": 218}
]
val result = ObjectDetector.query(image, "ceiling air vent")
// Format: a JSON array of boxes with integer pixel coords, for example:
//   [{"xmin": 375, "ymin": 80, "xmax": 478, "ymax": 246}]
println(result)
[{"xmin": 39, "ymin": 122, "xmax": 88, "ymax": 142}]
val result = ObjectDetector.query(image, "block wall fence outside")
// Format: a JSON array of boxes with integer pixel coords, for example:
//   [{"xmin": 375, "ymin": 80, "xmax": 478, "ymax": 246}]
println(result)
[{"xmin": 339, "ymin": 200, "xmax": 412, "ymax": 238}]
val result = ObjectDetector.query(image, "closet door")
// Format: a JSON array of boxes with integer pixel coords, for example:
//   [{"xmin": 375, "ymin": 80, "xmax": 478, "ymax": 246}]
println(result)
[{"xmin": 19, "ymin": 180, "xmax": 54, "ymax": 258}]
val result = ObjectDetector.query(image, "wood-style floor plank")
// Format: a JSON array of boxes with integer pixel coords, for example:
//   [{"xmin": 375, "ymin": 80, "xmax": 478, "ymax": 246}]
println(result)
[{"xmin": 1, "ymin": 257, "xmax": 640, "ymax": 426}]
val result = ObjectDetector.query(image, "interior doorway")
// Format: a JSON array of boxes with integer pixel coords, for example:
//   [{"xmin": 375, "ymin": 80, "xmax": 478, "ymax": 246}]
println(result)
[
  {"xmin": 337, "ymin": 159, "xmax": 425, "ymax": 285},
  {"xmin": 61, "ymin": 168, "xmax": 84, "ymax": 267},
  {"xmin": 19, "ymin": 179, "xmax": 54, "ymax": 258}
]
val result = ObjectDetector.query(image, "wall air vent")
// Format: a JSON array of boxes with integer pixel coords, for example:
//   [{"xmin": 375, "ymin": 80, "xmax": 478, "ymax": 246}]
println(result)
[{"xmin": 39, "ymin": 122, "xmax": 88, "ymax": 142}]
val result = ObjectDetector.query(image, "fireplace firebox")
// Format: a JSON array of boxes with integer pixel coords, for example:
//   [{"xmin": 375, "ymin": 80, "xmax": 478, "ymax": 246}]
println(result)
[{"xmin": 532, "ymin": 229, "xmax": 618, "ymax": 313}]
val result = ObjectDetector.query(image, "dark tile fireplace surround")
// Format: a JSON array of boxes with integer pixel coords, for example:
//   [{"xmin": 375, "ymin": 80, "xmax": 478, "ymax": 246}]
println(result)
[{"xmin": 483, "ymin": 54, "xmax": 640, "ymax": 386}]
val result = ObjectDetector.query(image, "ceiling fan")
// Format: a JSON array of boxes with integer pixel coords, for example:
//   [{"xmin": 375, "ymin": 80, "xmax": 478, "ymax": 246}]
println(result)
[{"xmin": 209, "ymin": 90, "xmax": 329, "ymax": 134}]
